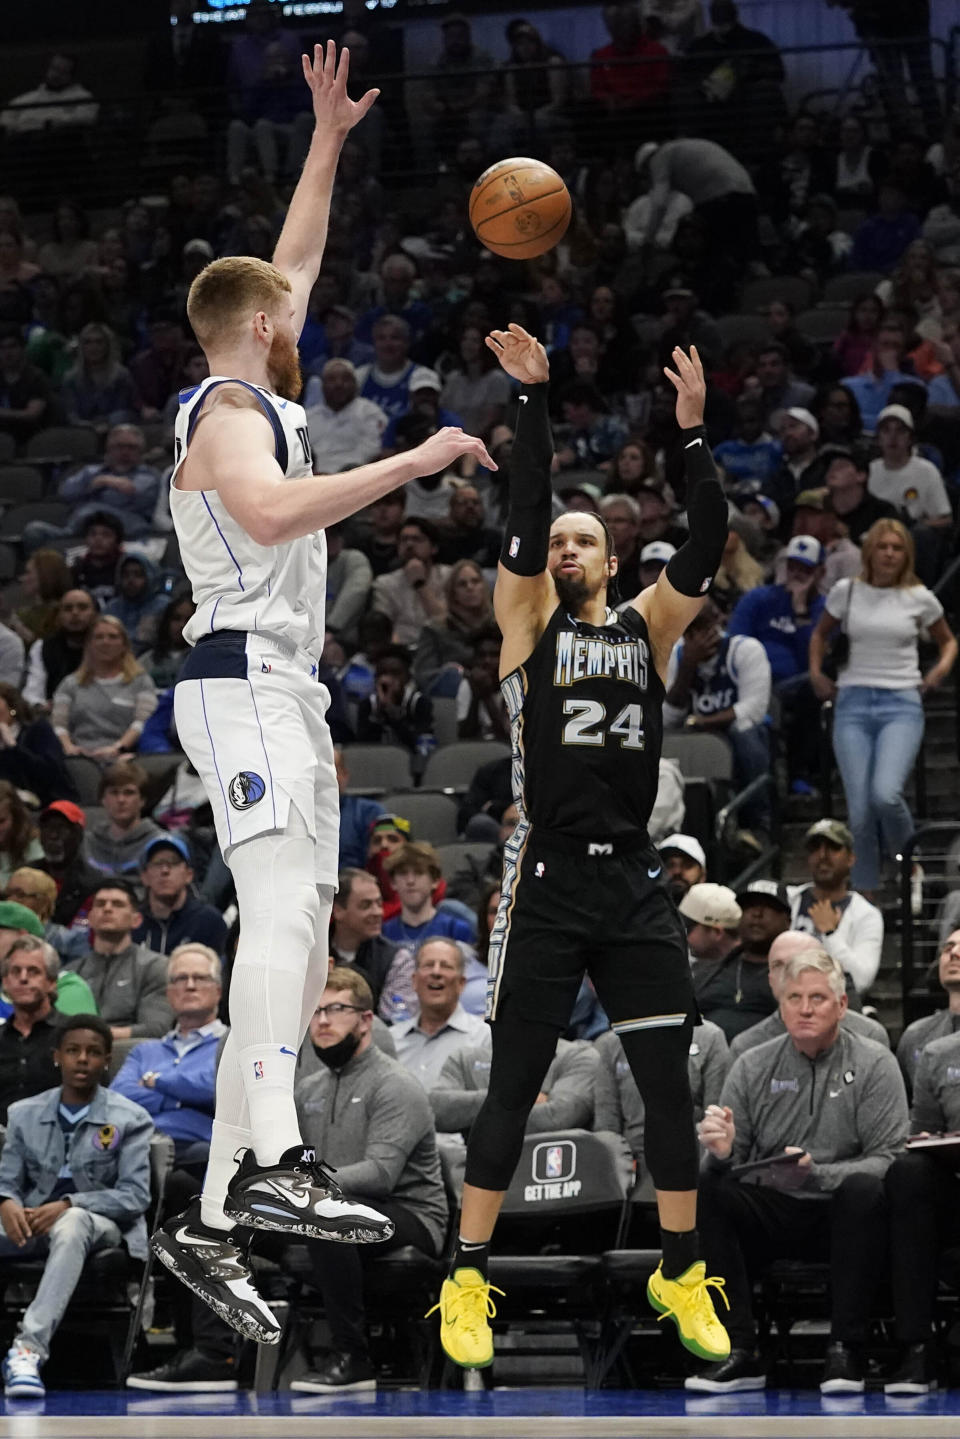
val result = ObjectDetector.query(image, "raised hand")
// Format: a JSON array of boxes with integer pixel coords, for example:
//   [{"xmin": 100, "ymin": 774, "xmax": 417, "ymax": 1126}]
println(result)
[
  {"xmin": 485, "ymin": 324, "xmax": 549, "ymax": 386},
  {"xmin": 410, "ymin": 427, "xmax": 497, "ymax": 478},
  {"xmin": 302, "ymin": 40, "xmax": 379, "ymax": 137},
  {"xmin": 663, "ymin": 345, "xmax": 706, "ymax": 429}
]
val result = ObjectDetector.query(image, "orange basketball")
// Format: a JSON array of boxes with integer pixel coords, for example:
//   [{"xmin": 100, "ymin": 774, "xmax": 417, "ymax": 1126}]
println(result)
[{"xmin": 469, "ymin": 157, "xmax": 572, "ymax": 261}]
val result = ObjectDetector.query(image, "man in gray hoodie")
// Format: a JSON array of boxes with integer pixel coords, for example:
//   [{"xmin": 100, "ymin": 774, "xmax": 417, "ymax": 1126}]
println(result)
[
  {"xmin": 687, "ymin": 946, "xmax": 907, "ymax": 1397},
  {"xmin": 85, "ymin": 762, "xmax": 164, "ymax": 878},
  {"xmin": 68, "ymin": 880, "xmax": 172, "ymax": 1039},
  {"xmin": 288, "ymin": 966, "xmax": 448, "ymax": 1395}
]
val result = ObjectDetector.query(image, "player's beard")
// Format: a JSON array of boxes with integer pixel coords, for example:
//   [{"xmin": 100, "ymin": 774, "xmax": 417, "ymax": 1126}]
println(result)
[
  {"xmin": 267, "ymin": 328, "xmax": 302, "ymax": 401},
  {"xmin": 552, "ymin": 569, "xmax": 593, "ymax": 615}
]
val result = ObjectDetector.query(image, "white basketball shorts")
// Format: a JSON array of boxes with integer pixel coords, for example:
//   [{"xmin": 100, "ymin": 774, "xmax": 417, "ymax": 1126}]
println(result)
[{"xmin": 173, "ymin": 630, "xmax": 339, "ymax": 885}]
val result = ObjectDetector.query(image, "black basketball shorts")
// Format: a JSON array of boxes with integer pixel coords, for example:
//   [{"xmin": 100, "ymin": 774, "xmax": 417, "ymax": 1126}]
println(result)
[{"xmin": 485, "ymin": 823, "xmax": 697, "ymax": 1035}]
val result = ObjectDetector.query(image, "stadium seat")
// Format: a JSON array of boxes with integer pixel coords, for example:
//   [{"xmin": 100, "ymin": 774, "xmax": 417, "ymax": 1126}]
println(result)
[
  {"xmin": 662, "ymin": 731, "xmax": 733, "ymax": 782},
  {"xmin": 0, "ymin": 501, "xmax": 70, "ymax": 538},
  {"xmin": 379, "ymin": 791, "xmax": 459, "ymax": 845},
  {"xmin": 795, "ymin": 307, "xmax": 848, "ymax": 343},
  {"xmin": 716, "ymin": 314, "xmax": 770, "ymax": 349},
  {"xmin": 422, "ymin": 741, "xmax": 511, "ymax": 794},
  {"xmin": 25, "ymin": 427, "xmax": 100, "ymax": 464},
  {"xmin": 341, "ymin": 743, "xmax": 413, "ymax": 794},
  {"xmin": 0, "ymin": 466, "xmax": 44, "ymax": 504},
  {"xmin": 0, "ymin": 435, "xmax": 15, "ymax": 464},
  {"xmin": 822, "ymin": 271, "xmax": 884, "ymax": 303},
  {"xmin": 431, "ymin": 696, "xmax": 459, "ymax": 748},
  {"xmin": 0, "ymin": 543, "xmax": 17, "ymax": 582},
  {"xmin": 433, "ymin": 841, "xmax": 498, "ymax": 879},
  {"xmin": 740, "ymin": 275, "xmax": 815, "ymax": 314}
]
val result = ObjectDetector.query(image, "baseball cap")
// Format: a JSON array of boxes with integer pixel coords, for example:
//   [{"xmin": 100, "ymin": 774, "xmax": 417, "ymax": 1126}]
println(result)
[
  {"xmin": 183, "ymin": 238, "xmax": 214, "ymax": 260},
  {"xmin": 141, "ymin": 833, "xmax": 192, "ymax": 867},
  {"xmin": 743, "ymin": 495, "xmax": 780, "ymax": 528},
  {"xmin": 663, "ymin": 280, "xmax": 695, "ymax": 299},
  {"xmin": 369, "ymin": 813, "xmax": 412, "ymax": 839},
  {"xmin": 785, "ymin": 535, "xmax": 823, "ymax": 568},
  {"xmin": 877, "ymin": 403, "xmax": 915, "ymax": 431},
  {"xmin": 805, "ymin": 818, "xmax": 854, "ymax": 850},
  {"xmin": 785, "ymin": 407, "xmax": 820, "ymax": 438},
  {"xmin": 737, "ymin": 879, "xmax": 791, "ymax": 914},
  {"xmin": 0, "ymin": 901, "xmax": 43, "ymax": 938},
  {"xmin": 659, "ymin": 834, "xmax": 707, "ymax": 868},
  {"xmin": 559, "ymin": 481, "xmax": 603, "ymax": 505},
  {"xmin": 410, "ymin": 366, "xmax": 442, "ymax": 394},
  {"xmin": 679, "ymin": 883, "xmax": 742, "ymax": 929},
  {"xmin": 42, "ymin": 800, "xmax": 86, "ymax": 829},
  {"xmin": 794, "ymin": 487, "xmax": 828, "ymax": 513},
  {"xmin": 640, "ymin": 541, "xmax": 677, "ymax": 566}
]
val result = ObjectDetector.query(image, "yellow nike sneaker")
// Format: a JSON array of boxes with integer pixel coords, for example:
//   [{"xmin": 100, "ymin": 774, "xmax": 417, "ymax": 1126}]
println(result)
[
  {"xmin": 647, "ymin": 1260, "xmax": 731, "ymax": 1362},
  {"xmin": 425, "ymin": 1267, "xmax": 504, "ymax": 1369}
]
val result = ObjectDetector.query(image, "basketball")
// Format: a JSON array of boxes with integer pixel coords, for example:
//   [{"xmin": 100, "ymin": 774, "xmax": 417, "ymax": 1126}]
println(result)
[{"xmin": 469, "ymin": 157, "xmax": 572, "ymax": 261}]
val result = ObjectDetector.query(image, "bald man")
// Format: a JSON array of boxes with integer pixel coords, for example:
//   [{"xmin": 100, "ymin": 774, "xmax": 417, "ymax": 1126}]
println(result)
[{"xmin": 729, "ymin": 932, "xmax": 889, "ymax": 1060}]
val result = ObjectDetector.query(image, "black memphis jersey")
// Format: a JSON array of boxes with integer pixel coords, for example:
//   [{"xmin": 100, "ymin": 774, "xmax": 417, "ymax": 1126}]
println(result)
[{"xmin": 502, "ymin": 603, "xmax": 664, "ymax": 837}]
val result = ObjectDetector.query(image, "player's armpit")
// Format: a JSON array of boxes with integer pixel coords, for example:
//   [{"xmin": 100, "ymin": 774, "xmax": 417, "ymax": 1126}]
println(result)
[{"xmin": 632, "ymin": 575, "xmax": 708, "ymax": 679}]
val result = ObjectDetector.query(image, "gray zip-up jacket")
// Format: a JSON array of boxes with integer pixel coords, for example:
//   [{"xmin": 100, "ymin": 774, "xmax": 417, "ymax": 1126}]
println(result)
[
  {"xmin": 430, "ymin": 1035, "xmax": 598, "ymax": 1135},
  {"xmin": 896, "ymin": 1008, "xmax": 959, "ymax": 1095},
  {"xmin": 68, "ymin": 944, "xmax": 173, "ymax": 1038},
  {"xmin": 910, "ymin": 1029, "xmax": 960, "ymax": 1133},
  {"xmin": 712, "ymin": 1027, "xmax": 908, "ymax": 1194},
  {"xmin": 594, "ymin": 1022, "xmax": 728, "ymax": 1158},
  {"xmin": 729, "ymin": 1006, "xmax": 889, "ymax": 1061},
  {"xmin": 295, "ymin": 1043, "xmax": 448, "ymax": 1256}
]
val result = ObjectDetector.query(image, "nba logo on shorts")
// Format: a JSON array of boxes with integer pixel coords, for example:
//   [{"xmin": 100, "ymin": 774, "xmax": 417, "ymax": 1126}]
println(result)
[
  {"xmin": 509, "ymin": 536, "xmax": 520, "ymax": 557},
  {"xmin": 253, "ymin": 1060, "xmax": 264, "ymax": 1080},
  {"xmin": 229, "ymin": 771, "xmax": 266, "ymax": 810}
]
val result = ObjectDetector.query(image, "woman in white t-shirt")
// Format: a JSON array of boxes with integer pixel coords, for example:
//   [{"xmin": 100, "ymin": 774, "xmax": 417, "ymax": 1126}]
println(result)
[{"xmin": 809, "ymin": 519, "xmax": 957, "ymax": 897}]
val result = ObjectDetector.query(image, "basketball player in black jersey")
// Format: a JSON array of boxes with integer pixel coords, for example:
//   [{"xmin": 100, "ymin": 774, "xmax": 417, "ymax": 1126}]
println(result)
[{"xmin": 428, "ymin": 328, "xmax": 731, "ymax": 1369}]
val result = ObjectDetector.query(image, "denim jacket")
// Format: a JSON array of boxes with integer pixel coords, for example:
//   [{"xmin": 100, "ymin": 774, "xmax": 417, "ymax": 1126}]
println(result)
[{"xmin": 0, "ymin": 1085, "xmax": 153, "ymax": 1259}]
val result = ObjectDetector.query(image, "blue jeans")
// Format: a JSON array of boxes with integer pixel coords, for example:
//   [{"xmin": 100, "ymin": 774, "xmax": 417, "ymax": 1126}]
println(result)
[
  {"xmin": 728, "ymin": 722, "xmax": 772, "ymax": 833},
  {"xmin": 832, "ymin": 685, "xmax": 925, "ymax": 890}
]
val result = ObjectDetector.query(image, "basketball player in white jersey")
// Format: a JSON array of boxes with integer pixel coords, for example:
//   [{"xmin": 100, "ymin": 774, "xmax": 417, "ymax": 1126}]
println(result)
[{"xmin": 149, "ymin": 43, "xmax": 495, "ymax": 1343}]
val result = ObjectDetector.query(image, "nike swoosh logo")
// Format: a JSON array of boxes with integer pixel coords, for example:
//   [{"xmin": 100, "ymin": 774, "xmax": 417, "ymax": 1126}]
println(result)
[
  {"xmin": 519, "ymin": 395, "xmax": 528, "ymax": 404},
  {"xmin": 261, "ymin": 1179, "xmax": 311, "ymax": 1209},
  {"xmin": 648, "ymin": 866, "xmax": 661, "ymax": 879},
  {"xmin": 277, "ymin": 400, "xmax": 288, "ymax": 409},
  {"xmin": 829, "ymin": 1089, "xmax": 842, "ymax": 1098},
  {"xmin": 685, "ymin": 438, "xmax": 703, "ymax": 449},
  {"xmin": 116, "ymin": 979, "xmax": 130, "ymax": 987},
  {"xmin": 279, "ymin": 1046, "xmax": 297, "ymax": 1056}
]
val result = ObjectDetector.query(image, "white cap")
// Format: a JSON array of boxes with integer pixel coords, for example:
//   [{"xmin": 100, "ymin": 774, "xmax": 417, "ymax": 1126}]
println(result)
[
  {"xmin": 410, "ymin": 366, "xmax": 442, "ymax": 393},
  {"xmin": 877, "ymin": 403, "xmax": 915, "ymax": 431},
  {"xmin": 640, "ymin": 541, "xmax": 677, "ymax": 566},
  {"xmin": 659, "ymin": 833, "xmax": 706, "ymax": 868},
  {"xmin": 785, "ymin": 406, "xmax": 820, "ymax": 437},
  {"xmin": 635, "ymin": 141, "xmax": 659, "ymax": 172},
  {"xmin": 785, "ymin": 534, "xmax": 823, "ymax": 568},
  {"xmin": 679, "ymin": 883, "xmax": 742, "ymax": 929}
]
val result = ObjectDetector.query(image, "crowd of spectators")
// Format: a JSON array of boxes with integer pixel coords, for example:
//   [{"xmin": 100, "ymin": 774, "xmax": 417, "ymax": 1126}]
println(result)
[{"xmin": 0, "ymin": 0, "xmax": 957, "ymax": 1401}]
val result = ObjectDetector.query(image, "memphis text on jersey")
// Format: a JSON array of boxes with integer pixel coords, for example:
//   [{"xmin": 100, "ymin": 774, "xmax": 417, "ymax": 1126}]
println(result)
[{"xmin": 552, "ymin": 628, "xmax": 650, "ymax": 689}]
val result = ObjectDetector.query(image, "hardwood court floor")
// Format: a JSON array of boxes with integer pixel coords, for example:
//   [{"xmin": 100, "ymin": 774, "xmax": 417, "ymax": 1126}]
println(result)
[{"xmin": 1, "ymin": 1388, "xmax": 960, "ymax": 1438}]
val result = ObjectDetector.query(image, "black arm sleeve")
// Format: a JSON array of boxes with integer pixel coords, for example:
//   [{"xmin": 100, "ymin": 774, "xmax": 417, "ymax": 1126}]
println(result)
[
  {"xmin": 499, "ymin": 382, "xmax": 553, "ymax": 576},
  {"xmin": 663, "ymin": 425, "xmax": 728, "ymax": 598}
]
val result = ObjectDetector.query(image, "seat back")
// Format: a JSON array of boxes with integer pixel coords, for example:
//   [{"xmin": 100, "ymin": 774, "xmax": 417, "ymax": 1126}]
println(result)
[
  {"xmin": 25, "ymin": 426, "xmax": 101, "ymax": 463},
  {"xmin": 341, "ymin": 742, "xmax": 412, "ymax": 794},
  {"xmin": 0, "ymin": 465, "xmax": 44, "ymax": 503},
  {"xmin": 662, "ymin": 731, "xmax": 733, "ymax": 782},
  {"xmin": 379, "ymin": 791, "xmax": 459, "ymax": 845},
  {"xmin": 422, "ymin": 741, "xmax": 511, "ymax": 793},
  {"xmin": 0, "ymin": 500, "xmax": 70, "ymax": 537},
  {"xmin": 498, "ymin": 1128, "xmax": 633, "ymax": 1235},
  {"xmin": 741, "ymin": 275, "xmax": 816, "ymax": 313}
]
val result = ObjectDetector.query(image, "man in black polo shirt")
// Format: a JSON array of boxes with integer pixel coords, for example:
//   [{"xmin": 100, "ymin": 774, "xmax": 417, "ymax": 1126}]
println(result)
[{"xmin": 0, "ymin": 937, "xmax": 60, "ymax": 1122}]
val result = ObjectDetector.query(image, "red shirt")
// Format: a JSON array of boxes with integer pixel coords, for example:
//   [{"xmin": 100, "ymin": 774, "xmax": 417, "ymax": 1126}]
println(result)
[{"xmin": 590, "ymin": 37, "xmax": 670, "ymax": 106}]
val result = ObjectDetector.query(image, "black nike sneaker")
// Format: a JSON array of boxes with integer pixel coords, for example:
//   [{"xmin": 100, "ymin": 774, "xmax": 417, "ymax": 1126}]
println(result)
[
  {"xmin": 150, "ymin": 1201, "xmax": 281, "ymax": 1346},
  {"xmin": 222, "ymin": 1144, "xmax": 395, "ymax": 1243}
]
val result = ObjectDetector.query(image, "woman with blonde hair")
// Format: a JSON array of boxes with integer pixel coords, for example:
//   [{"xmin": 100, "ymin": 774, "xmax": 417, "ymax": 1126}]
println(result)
[
  {"xmin": 810, "ymin": 519, "xmax": 957, "ymax": 898},
  {"xmin": 50, "ymin": 615, "xmax": 156, "ymax": 763},
  {"xmin": 413, "ymin": 558, "xmax": 494, "ymax": 695},
  {"xmin": 712, "ymin": 525, "xmax": 766, "ymax": 610},
  {"xmin": 60, "ymin": 321, "xmax": 139, "ymax": 432}
]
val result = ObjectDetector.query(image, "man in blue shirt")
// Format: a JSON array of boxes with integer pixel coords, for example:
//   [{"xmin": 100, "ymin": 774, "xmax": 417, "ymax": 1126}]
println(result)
[
  {"xmin": 841, "ymin": 318, "xmax": 917, "ymax": 432},
  {"xmin": 714, "ymin": 395, "xmax": 782, "ymax": 494},
  {"xmin": 0, "ymin": 1014, "xmax": 151, "ymax": 1399},
  {"xmin": 727, "ymin": 534, "xmax": 826, "ymax": 795},
  {"xmin": 132, "ymin": 835, "xmax": 228, "ymax": 959},
  {"xmin": 382, "ymin": 843, "xmax": 476, "ymax": 948}
]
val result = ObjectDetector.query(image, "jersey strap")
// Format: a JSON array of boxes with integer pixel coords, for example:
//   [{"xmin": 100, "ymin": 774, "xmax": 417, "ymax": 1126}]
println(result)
[{"xmin": 184, "ymin": 378, "xmax": 289, "ymax": 472}]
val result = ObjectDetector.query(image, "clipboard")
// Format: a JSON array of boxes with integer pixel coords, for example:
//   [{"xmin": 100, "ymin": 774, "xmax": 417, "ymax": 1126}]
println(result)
[
  {"xmin": 730, "ymin": 1151, "xmax": 803, "ymax": 1177},
  {"xmin": 905, "ymin": 1132, "xmax": 960, "ymax": 1152}
]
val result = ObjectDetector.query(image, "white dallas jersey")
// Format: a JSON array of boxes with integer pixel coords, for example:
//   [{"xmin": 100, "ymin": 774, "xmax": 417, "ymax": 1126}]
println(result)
[{"xmin": 171, "ymin": 375, "xmax": 327, "ymax": 656}]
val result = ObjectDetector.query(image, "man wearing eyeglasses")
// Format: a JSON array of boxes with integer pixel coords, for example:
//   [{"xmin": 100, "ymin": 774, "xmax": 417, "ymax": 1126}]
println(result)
[
  {"xmin": 117, "ymin": 942, "xmax": 239, "ymax": 1394},
  {"xmin": 132, "ymin": 835, "xmax": 228, "ymax": 960}
]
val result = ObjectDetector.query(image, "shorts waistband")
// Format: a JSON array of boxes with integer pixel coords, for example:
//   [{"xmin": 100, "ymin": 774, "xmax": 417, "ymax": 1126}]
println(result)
[
  {"xmin": 195, "ymin": 629, "xmax": 320, "ymax": 677},
  {"xmin": 528, "ymin": 827, "xmax": 651, "ymax": 857}
]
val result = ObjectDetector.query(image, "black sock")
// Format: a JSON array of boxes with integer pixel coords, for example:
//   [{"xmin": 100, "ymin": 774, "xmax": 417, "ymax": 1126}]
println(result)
[
  {"xmin": 450, "ymin": 1236, "xmax": 490, "ymax": 1278},
  {"xmin": 660, "ymin": 1227, "xmax": 699, "ymax": 1280}
]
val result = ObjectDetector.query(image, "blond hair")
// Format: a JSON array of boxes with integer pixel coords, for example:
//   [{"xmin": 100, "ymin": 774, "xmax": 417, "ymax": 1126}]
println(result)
[
  {"xmin": 187, "ymin": 256, "xmax": 292, "ymax": 350},
  {"xmin": 859, "ymin": 518, "xmax": 919, "ymax": 588},
  {"xmin": 76, "ymin": 615, "xmax": 142, "ymax": 686}
]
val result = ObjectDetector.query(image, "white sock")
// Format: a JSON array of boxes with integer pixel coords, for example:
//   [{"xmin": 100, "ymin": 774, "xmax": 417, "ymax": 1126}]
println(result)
[{"xmin": 200, "ymin": 1117, "xmax": 249, "ymax": 1232}]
